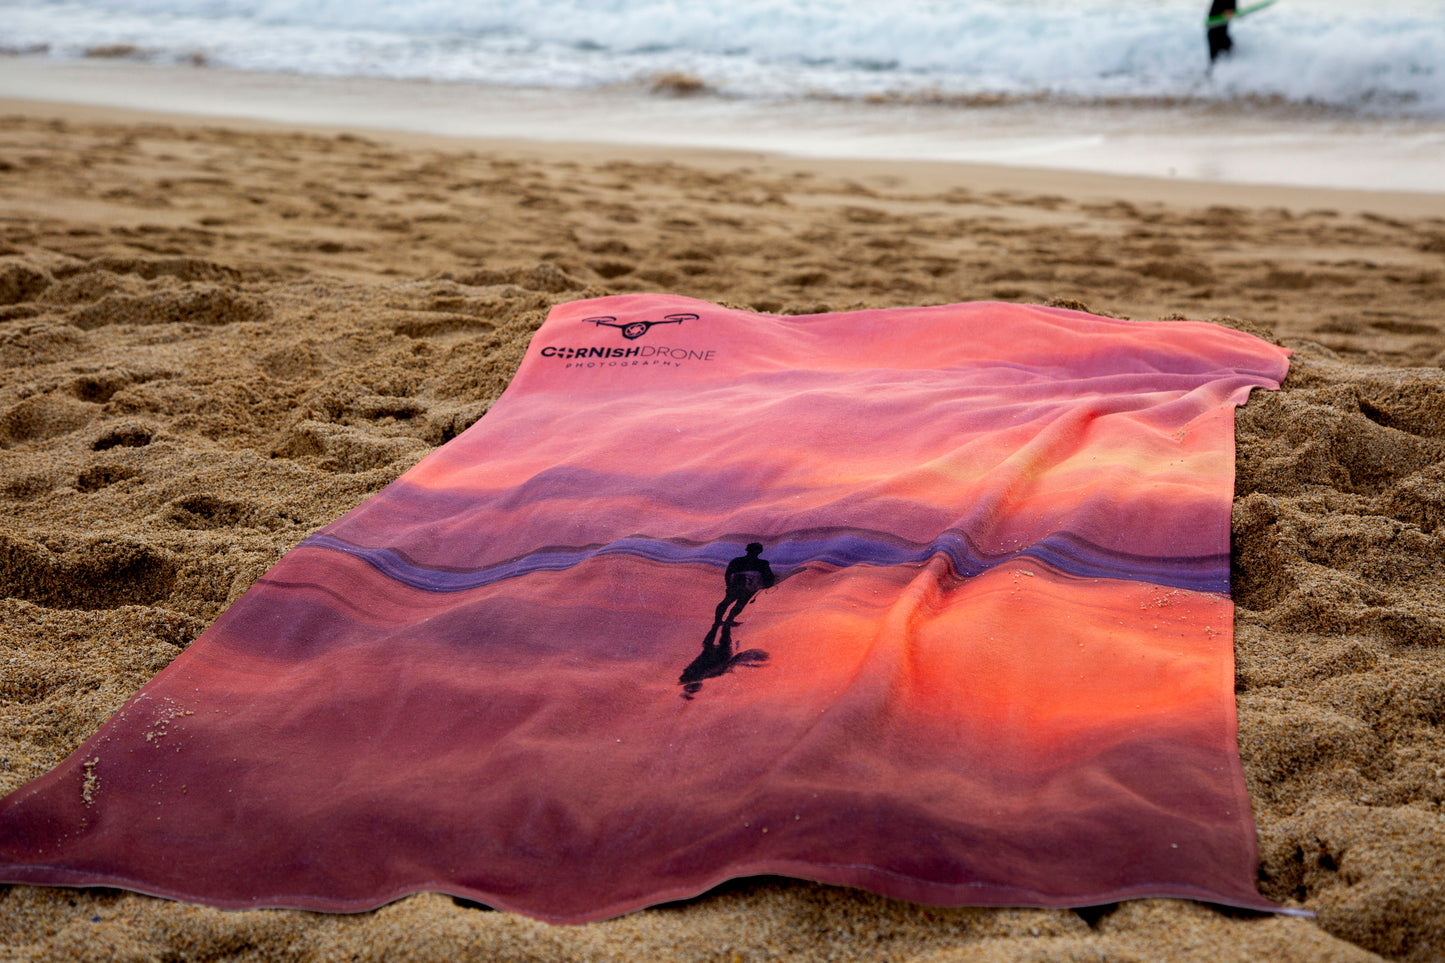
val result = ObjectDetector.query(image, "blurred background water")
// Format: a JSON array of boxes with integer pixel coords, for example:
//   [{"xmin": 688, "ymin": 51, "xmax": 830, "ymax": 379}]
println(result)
[{"xmin": 2, "ymin": 0, "xmax": 1442, "ymax": 118}]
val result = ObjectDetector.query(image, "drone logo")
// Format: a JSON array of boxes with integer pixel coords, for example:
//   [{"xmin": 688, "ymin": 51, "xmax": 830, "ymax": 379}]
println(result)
[{"xmin": 584, "ymin": 313, "xmax": 697, "ymax": 340}]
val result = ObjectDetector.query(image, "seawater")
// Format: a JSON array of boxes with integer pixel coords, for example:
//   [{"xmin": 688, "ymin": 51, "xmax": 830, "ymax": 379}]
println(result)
[{"xmin": 1, "ymin": 0, "xmax": 1442, "ymax": 118}]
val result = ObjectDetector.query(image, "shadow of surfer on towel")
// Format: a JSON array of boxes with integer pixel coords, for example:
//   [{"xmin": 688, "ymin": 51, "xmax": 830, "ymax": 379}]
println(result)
[{"xmin": 679, "ymin": 543, "xmax": 775, "ymax": 699}]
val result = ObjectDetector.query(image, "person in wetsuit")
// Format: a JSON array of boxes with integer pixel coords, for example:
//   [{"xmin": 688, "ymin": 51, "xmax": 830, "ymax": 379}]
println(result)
[
  {"xmin": 1207, "ymin": 0, "xmax": 1237, "ymax": 63},
  {"xmin": 713, "ymin": 543, "xmax": 775, "ymax": 626}
]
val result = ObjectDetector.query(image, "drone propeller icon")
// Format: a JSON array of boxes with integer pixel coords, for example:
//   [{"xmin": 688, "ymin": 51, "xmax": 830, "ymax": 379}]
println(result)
[{"xmin": 584, "ymin": 313, "xmax": 698, "ymax": 340}]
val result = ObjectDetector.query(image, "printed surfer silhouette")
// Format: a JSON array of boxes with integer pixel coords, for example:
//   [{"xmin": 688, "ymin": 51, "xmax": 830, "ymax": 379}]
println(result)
[{"xmin": 679, "ymin": 543, "xmax": 774, "ymax": 699}]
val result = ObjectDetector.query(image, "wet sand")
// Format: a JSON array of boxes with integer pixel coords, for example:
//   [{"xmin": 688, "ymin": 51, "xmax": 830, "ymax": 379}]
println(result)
[
  {"xmin": 1, "ymin": 98, "xmax": 1443, "ymax": 961},
  {"xmin": 5, "ymin": 57, "xmax": 1445, "ymax": 194}
]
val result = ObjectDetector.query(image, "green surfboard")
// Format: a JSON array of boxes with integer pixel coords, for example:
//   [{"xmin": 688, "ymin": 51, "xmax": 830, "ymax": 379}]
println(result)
[{"xmin": 1205, "ymin": 0, "xmax": 1279, "ymax": 28}]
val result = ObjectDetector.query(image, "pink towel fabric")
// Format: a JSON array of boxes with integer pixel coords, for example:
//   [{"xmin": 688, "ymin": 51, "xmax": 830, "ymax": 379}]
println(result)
[{"xmin": 0, "ymin": 295, "xmax": 1292, "ymax": 922}]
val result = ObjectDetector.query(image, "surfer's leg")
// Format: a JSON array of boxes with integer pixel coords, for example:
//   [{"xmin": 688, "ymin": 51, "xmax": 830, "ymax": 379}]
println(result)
[
  {"xmin": 1207, "ymin": 25, "xmax": 1232, "ymax": 62},
  {"xmin": 723, "ymin": 594, "xmax": 752, "ymax": 625}
]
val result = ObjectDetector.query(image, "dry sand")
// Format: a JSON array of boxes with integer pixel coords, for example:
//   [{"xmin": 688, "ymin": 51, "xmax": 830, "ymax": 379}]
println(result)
[{"xmin": 1, "ymin": 99, "xmax": 1444, "ymax": 962}]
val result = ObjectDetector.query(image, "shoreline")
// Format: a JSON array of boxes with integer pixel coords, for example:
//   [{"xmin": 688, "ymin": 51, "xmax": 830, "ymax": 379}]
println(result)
[
  {"xmin": 2, "ymin": 105, "xmax": 1444, "ymax": 227},
  {"xmin": 2, "ymin": 56, "xmax": 1445, "ymax": 207}
]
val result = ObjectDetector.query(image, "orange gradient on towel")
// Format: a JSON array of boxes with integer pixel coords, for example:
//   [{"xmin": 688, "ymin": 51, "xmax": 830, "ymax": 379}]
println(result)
[{"xmin": 0, "ymin": 296, "xmax": 1290, "ymax": 922}]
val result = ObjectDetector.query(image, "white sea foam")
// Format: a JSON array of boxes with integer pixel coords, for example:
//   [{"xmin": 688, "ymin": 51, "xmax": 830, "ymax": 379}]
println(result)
[{"xmin": 2, "ymin": 0, "xmax": 1442, "ymax": 117}]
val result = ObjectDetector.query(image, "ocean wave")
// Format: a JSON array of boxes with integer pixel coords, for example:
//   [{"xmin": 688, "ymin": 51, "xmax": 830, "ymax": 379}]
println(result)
[{"xmin": 2, "ymin": 0, "xmax": 1442, "ymax": 118}]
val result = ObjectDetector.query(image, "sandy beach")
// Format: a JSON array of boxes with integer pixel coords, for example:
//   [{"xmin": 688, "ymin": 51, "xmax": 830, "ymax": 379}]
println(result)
[
  {"xmin": 1, "ymin": 90, "xmax": 1444, "ymax": 961},
  {"xmin": 4, "ymin": 58, "xmax": 1445, "ymax": 195}
]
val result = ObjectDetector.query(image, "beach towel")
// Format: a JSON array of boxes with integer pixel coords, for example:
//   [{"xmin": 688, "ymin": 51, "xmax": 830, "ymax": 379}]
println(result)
[{"xmin": 0, "ymin": 295, "xmax": 1291, "ymax": 921}]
